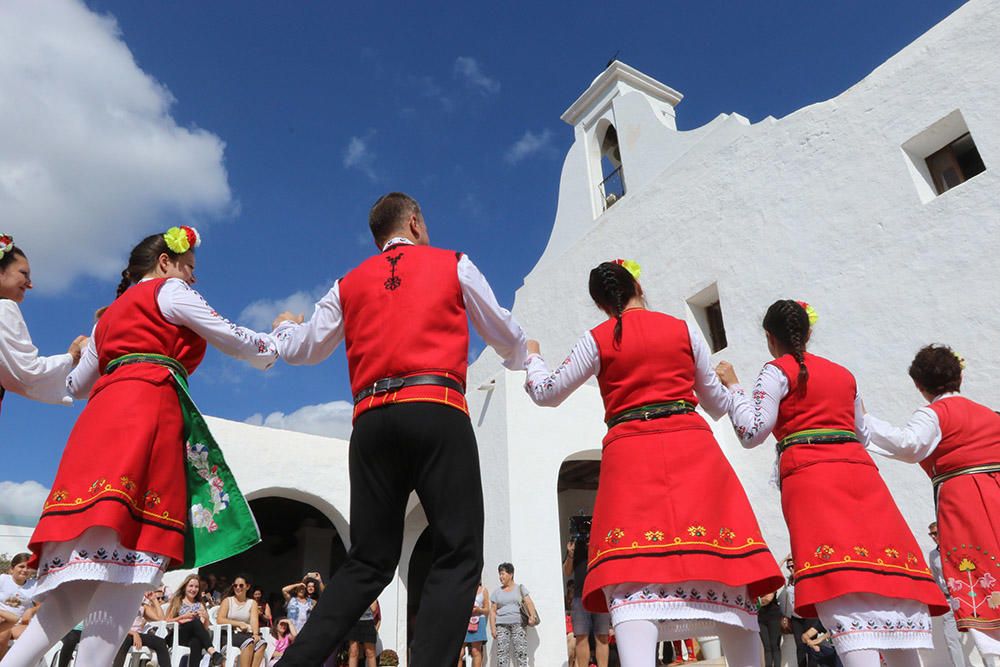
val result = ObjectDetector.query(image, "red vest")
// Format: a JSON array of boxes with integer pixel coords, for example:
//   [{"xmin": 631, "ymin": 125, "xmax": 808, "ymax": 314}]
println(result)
[
  {"xmin": 921, "ymin": 396, "xmax": 1000, "ymax": 477},
  {"xmin": 339, "ymin": 244, "xmax": 469, "ymax": 419},
  {"xmin": 590, "ymin": 309, "xmax": 697, "ymax": 423},
  {"xmin": 96, "ymin": 278, "xmax": 207, "ymax": 376},
  {"xmin": 769, "ymin": 353, "xmax": 857, "ymax": 441}
]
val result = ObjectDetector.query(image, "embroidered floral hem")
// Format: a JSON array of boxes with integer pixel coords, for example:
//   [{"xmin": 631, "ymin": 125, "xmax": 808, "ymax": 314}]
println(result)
[
  {"xmin": 32, "ymin": 526, "xmax": 167, "ymax": 600},
  {"xmin": 816, "ymin": 593, "xmax": 932, "ymax": 653},
  {"xmin": 605, "ymin": 581, "xmax": 758, "ymax": 637}
]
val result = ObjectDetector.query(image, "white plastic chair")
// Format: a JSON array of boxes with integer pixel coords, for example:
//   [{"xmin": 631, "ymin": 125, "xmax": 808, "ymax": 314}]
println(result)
[
  {"xmin": 40, "ymin": 640, "xmax": 64, "ymax": 667},
  {"xmin": 207, "ymin": 607, "xmax": 235, "ymax": 667},
  {"xmin": 146, "ymin": 620, "xmax": 189, "ymax": 667}
]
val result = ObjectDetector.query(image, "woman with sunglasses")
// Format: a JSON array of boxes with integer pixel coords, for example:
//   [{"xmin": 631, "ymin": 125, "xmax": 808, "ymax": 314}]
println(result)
[{"xmin": 218, "ymin": 575, "xmax": 267, "ymax": 667}]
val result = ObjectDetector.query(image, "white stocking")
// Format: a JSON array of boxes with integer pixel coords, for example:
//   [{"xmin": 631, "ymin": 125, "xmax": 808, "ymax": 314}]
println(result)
[
  {"xmin": 75, "ymin": 583, "xmax": 148, "ymax": 667},
  {"xmin": 880, "ymin": 649, "xmax": 921, "ymax": 667},
  {"xmin": 838, "ymin": 649, "xmax": 881, "ymax": 667},
  {"xmin": 0, "ymin": 580, "xmax": 99, "ymax": 667},
  {"xmin": 716, "ymin": 624, "xmax": 762, "ymax": 667},
  {"xmin": 612, "ymin": 620, "xmax": 659, "ymax": 667}
]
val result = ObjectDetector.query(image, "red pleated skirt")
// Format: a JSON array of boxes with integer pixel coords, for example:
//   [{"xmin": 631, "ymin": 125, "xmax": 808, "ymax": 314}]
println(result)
[
  {"xmin": 937, "ymin": 471, "xmax": 1000, "ymax": 631},
  {"xmin": 583, "ymin": 413, "xmax": 784, "ymax": 612},
  {"xmin": 29, "ymin": 366, "xmax": 187, "ymax": 567},
  {"xmin": 780, "ymin": 442, "xmax": 948, "ymax": 617}
]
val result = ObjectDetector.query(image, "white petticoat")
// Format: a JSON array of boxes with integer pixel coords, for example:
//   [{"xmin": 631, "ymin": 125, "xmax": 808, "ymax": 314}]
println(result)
[
  {"xmin": 604, "ymin": 580, "xmax": 758, "ymax": 641},
  {"xmin": 32, "ymin": 526, "xmax": 168, "ymax": 600},
  {"xmin": 816, "ymin": 593, "xmax": 933, "ymax": 653},
  {"xmin": 970, "ymin": 628, "xmax": 1000, "ymax": 658}
]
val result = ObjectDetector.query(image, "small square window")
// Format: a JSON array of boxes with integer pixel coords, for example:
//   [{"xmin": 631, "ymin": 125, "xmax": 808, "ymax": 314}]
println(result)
[
  {"xmin": 901, "ymin": 110, "xmax": 988, "ymax": 203},
  {"xmin": 926, "ymin": 133, "xmax": 986, "ymax": 195},
  {"xmin": 687, "ymin": 283, "xmax": 727, "ymax": 353}
]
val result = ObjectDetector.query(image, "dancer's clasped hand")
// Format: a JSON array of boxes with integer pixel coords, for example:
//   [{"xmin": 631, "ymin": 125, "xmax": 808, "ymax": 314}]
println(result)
[
  {"xmin": 526, "ymin": 339, "xmax": 540, "ymax": 355},
  {"xmin": 714, "ymin": 361, "xmax": 739, "ymax": 388},
  {"xmin": 272, "ymin": 311, "xmax": 304, "ymax": 328},
  {"xmin": 67, "ymin": 335, "xmax": 89, "ymax": 366}
]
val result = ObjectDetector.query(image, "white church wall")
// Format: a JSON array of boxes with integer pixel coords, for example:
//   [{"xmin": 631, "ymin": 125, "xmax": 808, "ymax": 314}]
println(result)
[
  {"xmin": 0, "ymin": 524, "xmax": 31, "ymax": 558},
  {"xmin": 469, "ymin": 1, "xmax": 999, "ymax": 664}
]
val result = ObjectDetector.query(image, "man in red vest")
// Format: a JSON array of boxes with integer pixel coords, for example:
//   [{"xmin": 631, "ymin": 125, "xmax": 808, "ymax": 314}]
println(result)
[{"xmin": 272, "ymin": 192, "xmax": 528, "ymax": 665}]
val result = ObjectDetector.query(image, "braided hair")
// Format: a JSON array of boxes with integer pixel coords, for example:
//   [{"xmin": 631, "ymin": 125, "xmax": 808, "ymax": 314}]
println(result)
[
  {"xmin": 762, "ymin": 299, "xmax": 810, "ymax": 391},
  {"xmin": 588, "ymin": 262, "xmax": 640, "ymax": 348},
  {"xmin": 115, "ymin": 233, "xmax": 184, "ymax": 299}
]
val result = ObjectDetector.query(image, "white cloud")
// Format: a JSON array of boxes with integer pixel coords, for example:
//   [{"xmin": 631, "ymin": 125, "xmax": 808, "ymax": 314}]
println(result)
[
  {"xmin": 0, "ymin": 0, "xmax": 232, "ymax": 293},
  {"xmin": 245, "ymin": 400, "xmax": 353, "ymax": 440},
  {"xmin": 453, "ymin": 57, "xmax": 500, "ymax": 95},
  {"xmin": 343, "ymin": 134, "xmax": 378, "ymax": 181},
  {"xmin": 238, "ymin": 284, "xmax": 332, "ymax": 331},
  {"xmin": 0, "ymin": 480, "xmax": 50, "ymax": 526},
  {"xmin": 504, "ymin": 129, "xmax": 556, "ymax": 164}
]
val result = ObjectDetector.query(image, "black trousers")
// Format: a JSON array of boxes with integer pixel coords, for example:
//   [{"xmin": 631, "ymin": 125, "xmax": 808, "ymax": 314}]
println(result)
[
  {"xmin": 790, "ymin": 616, "xmax": 812, "ymax": 667},
  {"xmin": 280, "ymin": 403, "xmax": 485, "ymax": 667},
  {"xmin": 758, "ymin": 613, "xmax": 783, "ymax": 667},
  {"xmin": 112, "ymin": 632, "xmax": 173, "ymax": 667},
  {"xmin": 58, "ymin": 629, "xmax": 81, "ymax": 667},
  {"xmin": 172, "ymin": 620, "xmax": 214, "ymax": 663}
]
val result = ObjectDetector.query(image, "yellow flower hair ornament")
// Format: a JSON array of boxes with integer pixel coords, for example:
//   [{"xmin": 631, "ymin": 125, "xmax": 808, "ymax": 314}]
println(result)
[
  {"xmin": 953, "ymin": 350, "xmax": 967, "ymax": 370},
  {"xmin": 613, "ymin": 258, "xmax": 642, "ymax": 282},
  {"xmin": 796, "ymin": 300, "xmax": 819, "ymax": 326},
  {"xmin": 0, "ymin": 234, "xmax": 14, "ymax": 261},
  {"xmin": 163, "ymin": 226, "xmax": 202, "ymax": 254}
]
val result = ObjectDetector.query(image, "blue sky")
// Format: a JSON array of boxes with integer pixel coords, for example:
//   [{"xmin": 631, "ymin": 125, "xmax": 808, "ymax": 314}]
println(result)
[{"xmin": 1, "ymin": 0, "xmax": 965, "ymax": 520}]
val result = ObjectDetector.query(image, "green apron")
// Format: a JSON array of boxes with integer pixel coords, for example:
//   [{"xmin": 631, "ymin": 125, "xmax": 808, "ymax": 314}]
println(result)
[{"xmin": 107, "ymin": 353, "xmax": 260, "ymax": 568}]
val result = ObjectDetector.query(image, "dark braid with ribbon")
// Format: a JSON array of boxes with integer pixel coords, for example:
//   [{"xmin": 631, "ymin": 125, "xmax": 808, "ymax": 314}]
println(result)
[
  {"xmin": 588, "ymin": 262, "xmax": 639, "ymax": 348},
  {"xmin": 762, "ymin": 299, "xmax": 811, "ymax": 391}
]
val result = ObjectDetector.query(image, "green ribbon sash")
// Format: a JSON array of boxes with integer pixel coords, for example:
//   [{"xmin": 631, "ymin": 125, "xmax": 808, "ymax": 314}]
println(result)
[{"xmin": 107, "ymin": 354, "xmax": 260, "ymax": 569}]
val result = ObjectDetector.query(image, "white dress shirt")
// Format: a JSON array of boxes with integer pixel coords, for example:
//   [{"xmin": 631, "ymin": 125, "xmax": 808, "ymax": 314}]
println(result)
[
  {"xmin": 0, "ymin": 300, "xmax": 74, "ymax": 405},
  {"xmin": 68, "ymin": 278, "xmax": 278, "ymax": 398},
  {"xmin": 523, "ymin": 320, "xmax": 731, "ymax": 419},
  {"xmin": 727, "ymin": 364, "xmax": 867, "ymax": 449},
  {"xmin": 274, "ymin": 238, "xmax": 528, "ymax": 372},
  {"xmin": 863, "ymin": 393, "xmax": 955, "ymax": 463}
]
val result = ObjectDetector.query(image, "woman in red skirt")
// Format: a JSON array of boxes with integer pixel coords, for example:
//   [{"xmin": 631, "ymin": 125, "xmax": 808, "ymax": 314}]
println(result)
[
  {"xmin": 864, "ymin": 344, "xmax": 1000, "ymax": 661},
  {"xmin": 1, "ymin": 227, "xmax": 279, "ymax": 667},
  {"xmin": 715, "ymin": 300, "xmax": 948, "ymax": 667},
  {"xmin": 525, "ymin": 260, "xmax": 783, "ymax": 667}
]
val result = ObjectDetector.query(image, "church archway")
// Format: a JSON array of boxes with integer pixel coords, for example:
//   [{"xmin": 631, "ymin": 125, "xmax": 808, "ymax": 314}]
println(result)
[{"xmin": 201, "ymin": 495, "xmax": 348, "ymax": 620}]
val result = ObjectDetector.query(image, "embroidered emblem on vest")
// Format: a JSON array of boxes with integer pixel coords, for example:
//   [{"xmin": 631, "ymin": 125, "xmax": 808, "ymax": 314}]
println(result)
[{"xmin": 384, "ymin": 253, "xmax": 404, "ymax": 290}]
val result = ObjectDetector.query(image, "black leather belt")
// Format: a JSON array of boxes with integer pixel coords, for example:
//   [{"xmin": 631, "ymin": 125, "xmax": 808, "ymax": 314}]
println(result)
[
  {"xmin": 605, "ymin": 400, "xmax": 696, "ymax": 429},
  {"xmin": 353, "ymin": 374, "xmax": 465, "ymax": 405}
]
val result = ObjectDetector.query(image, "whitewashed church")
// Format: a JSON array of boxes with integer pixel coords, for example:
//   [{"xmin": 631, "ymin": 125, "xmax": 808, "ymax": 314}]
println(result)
[{"xmin": 4, "ymin": 1, "xmax": 999, "ymax": 664}]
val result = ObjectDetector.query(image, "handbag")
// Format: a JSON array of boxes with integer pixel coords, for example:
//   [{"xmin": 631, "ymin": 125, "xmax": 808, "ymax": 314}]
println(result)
[
  {"xmin": 467, "ymin": 615, "xmax": 480, "ymax": 633},
  {"xmin": 517, "ymin": 584, "xmax": 540, "ymax": 627}
]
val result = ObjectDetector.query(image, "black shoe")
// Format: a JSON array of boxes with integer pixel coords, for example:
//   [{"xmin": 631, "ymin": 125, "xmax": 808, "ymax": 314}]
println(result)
[{"xmin": 209, "ymin": 651, "xmax": 224, "ymax": 666}]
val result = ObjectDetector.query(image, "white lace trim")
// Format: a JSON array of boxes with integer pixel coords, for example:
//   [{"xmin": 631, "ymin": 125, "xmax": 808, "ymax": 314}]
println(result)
[
  {"xmin": 605, "ymin": 581, "xmax": 758, "ymax": 635},
  {"xmin": 816, "ymin": 593, "xmax": 933, "ymax": 653},
  {"xmin": 32, "ymin": 527, "xmax": 167, "ymax": 600}
]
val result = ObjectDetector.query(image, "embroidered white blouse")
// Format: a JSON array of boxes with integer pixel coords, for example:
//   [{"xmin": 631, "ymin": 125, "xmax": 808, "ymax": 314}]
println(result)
[
  {"xmin": 523, "ymin": 320, "xmax": 731, "ymax": 419},
  {"xmin": 0, "ymin": 300, "xmax": 74, "ymax": 405},
  {"xmin": 273, "ymin": 238, "xmax": 529, "ymax": 371},
  {"xmin": 726, "ymin": 363, "xmax": 867, "ymax": 449},
  {"xmin": 67, "ymin": 278, "xmax": 278, "ymax": 398},
  {"xmin": 862, "ymin": 393, "xmax": 957, "ymax": 463}
]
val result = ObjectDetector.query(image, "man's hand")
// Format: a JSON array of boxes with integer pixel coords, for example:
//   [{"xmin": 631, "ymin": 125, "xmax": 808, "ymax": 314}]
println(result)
[
  {"xmin": 565, "ymin": 541, "xmax": 575, "ymax": 558},
  {"xmin": 526, "ymin": 339, "xmax": 540, "ymax": 355},
  {"xmin": 273, "ymin": 311, "xmax": 304, "ymax": 329},
  {"xmin": 132, "ymin": 633, "xmax": 143, "ymax": 650},
  {"xmin": 715, "ymin": 361, "xmax": 739, "ymax": 388},
  {"xmin": 68, "ymin": 335, "xmax": 89, "ymax": 365}
]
